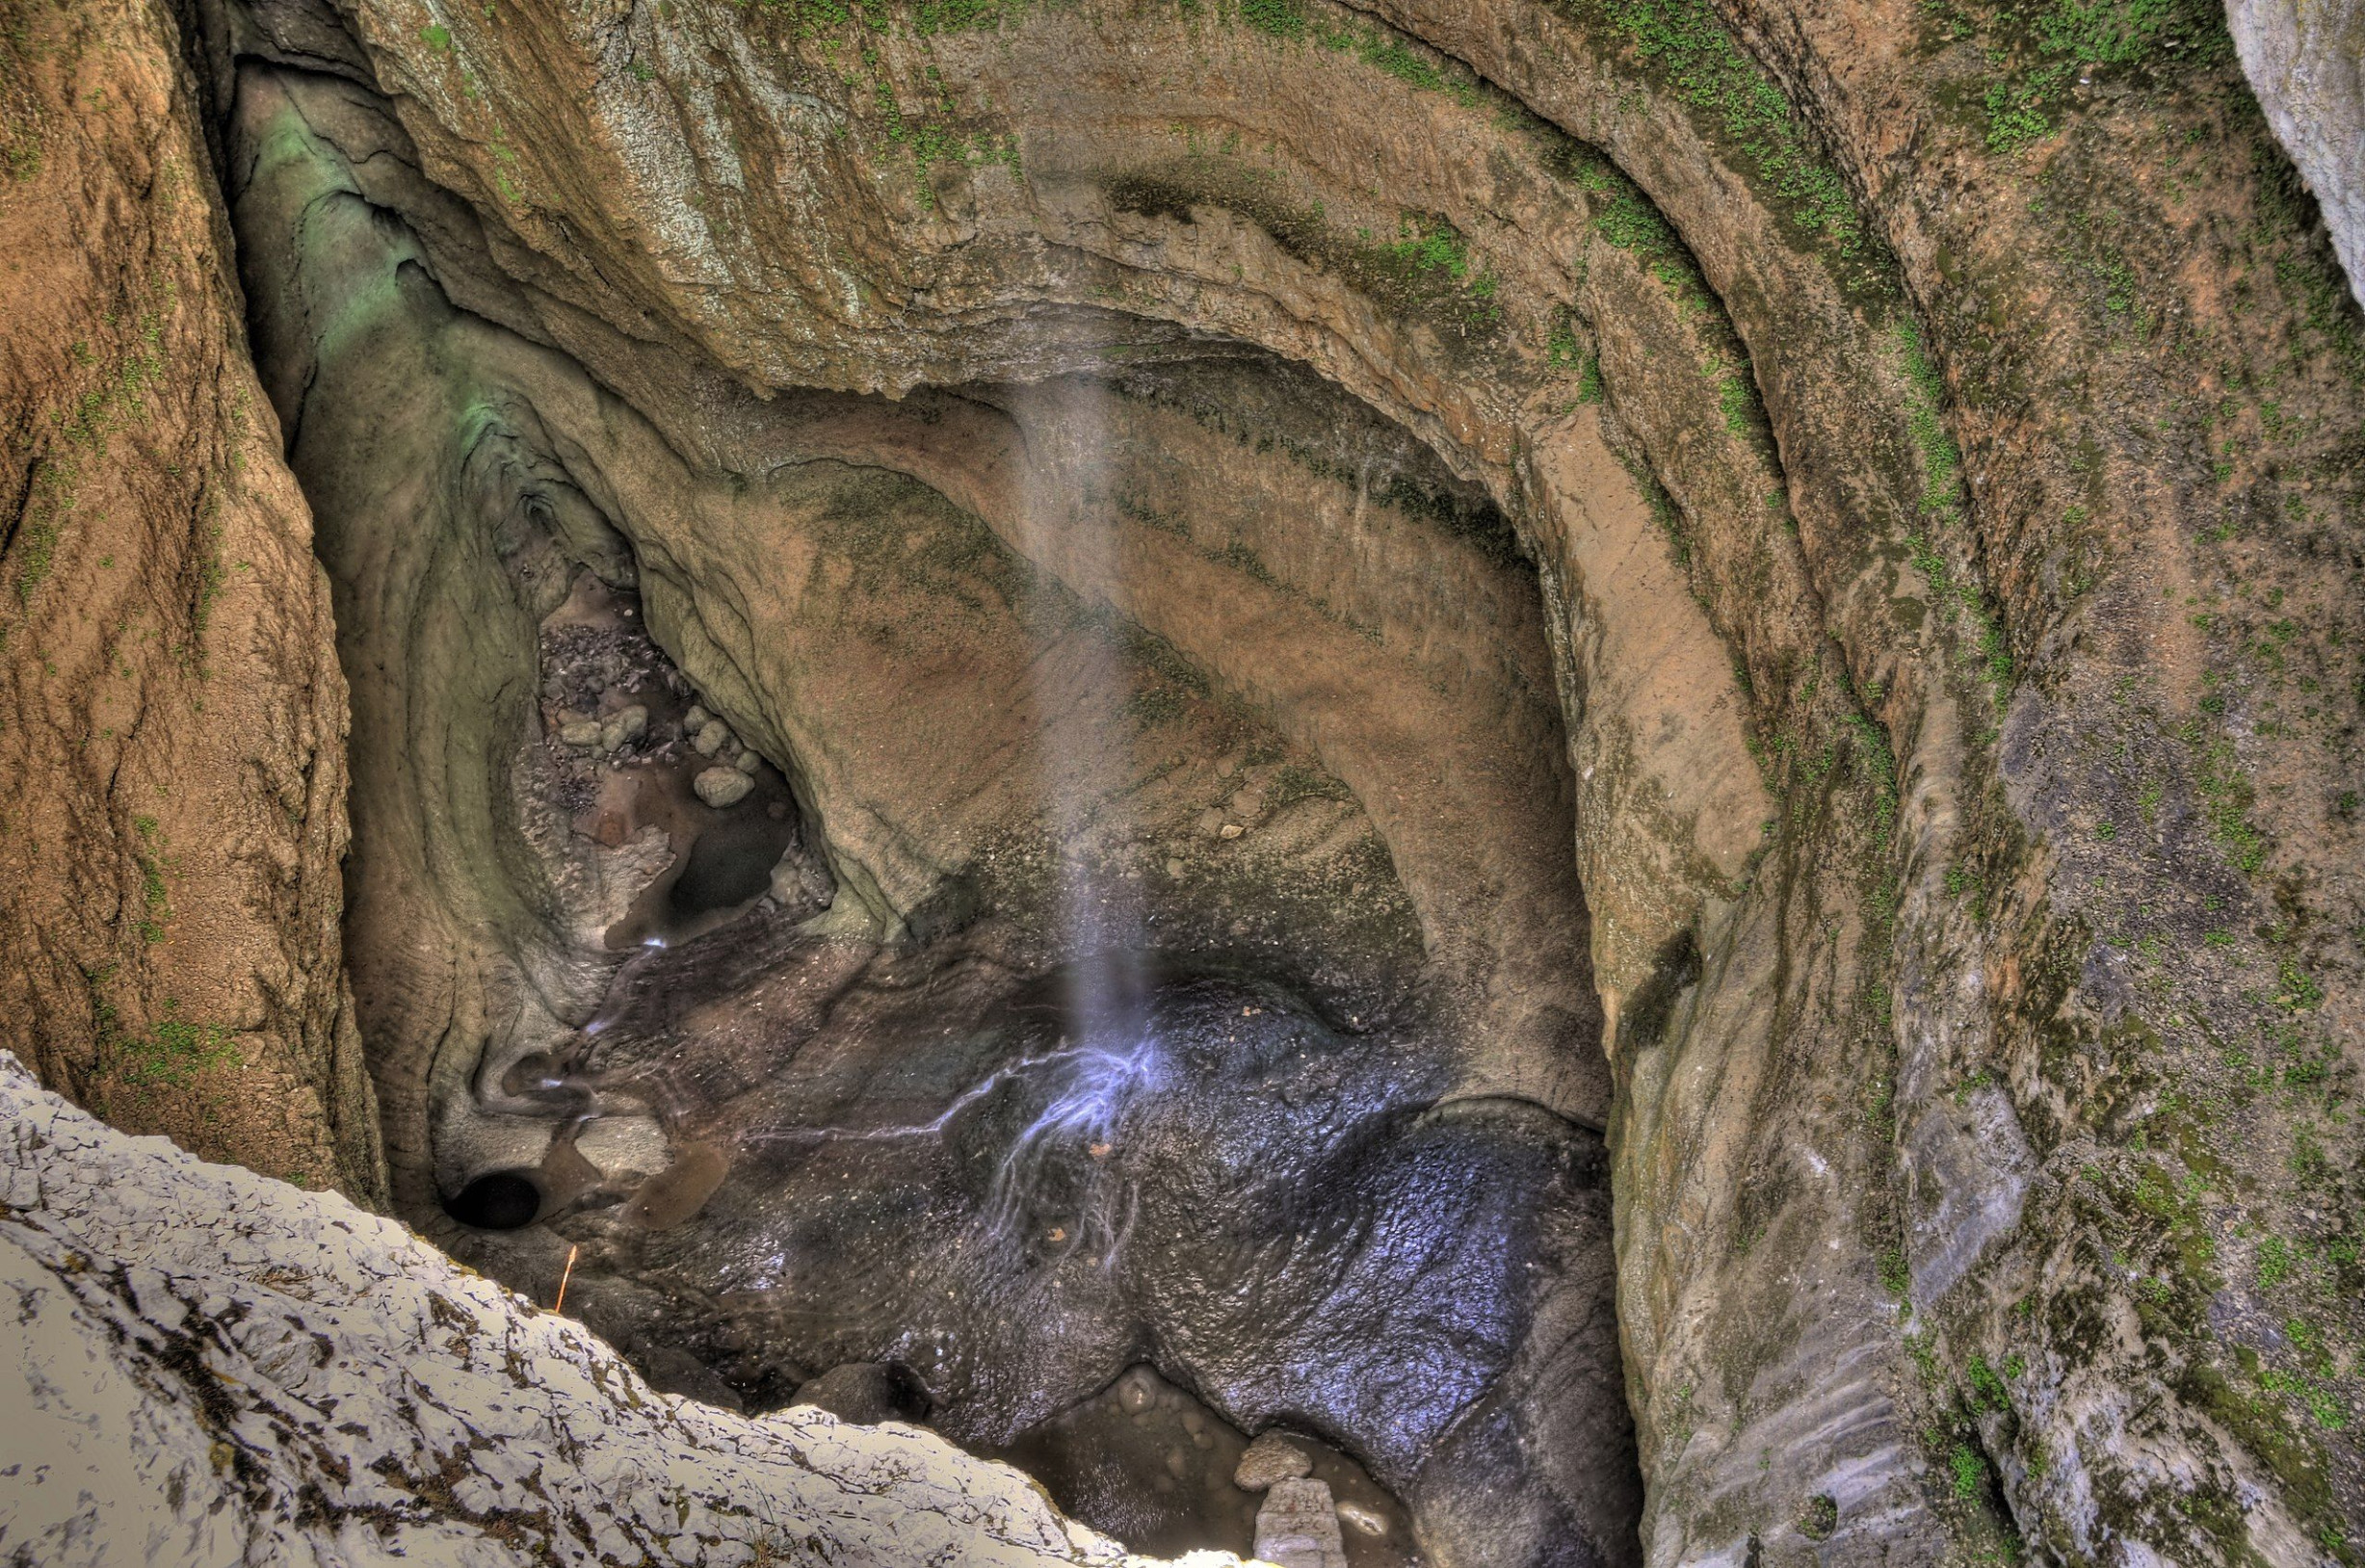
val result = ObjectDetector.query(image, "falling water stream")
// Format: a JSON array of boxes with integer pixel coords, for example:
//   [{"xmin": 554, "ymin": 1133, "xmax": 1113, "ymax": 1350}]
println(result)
[{"xmin": 414, "ymin": 389, "xmax": 1627, "ymax": 1568}]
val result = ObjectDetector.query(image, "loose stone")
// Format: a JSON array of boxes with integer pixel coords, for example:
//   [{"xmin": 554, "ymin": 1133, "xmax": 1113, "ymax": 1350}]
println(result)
[
  {"xmin": 1252, "ymin": 1477, "xmax": 1348, "ymax": 1568},
  {"xmin": 1234, "ymin": 1430, "xmax": 1313, "ymax": 1491},
  {"xmin": 601, "ymin": 704, "xmax": 648, "ymax": 751},
  {"xmin": 694, "ymin": 767, "xmax": 753, "ymax": 808}
]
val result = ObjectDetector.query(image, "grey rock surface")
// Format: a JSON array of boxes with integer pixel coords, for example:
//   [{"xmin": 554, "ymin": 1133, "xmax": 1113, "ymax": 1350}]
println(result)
[
  {"xmin": 1252, "ymin": 1478, "xmax": 1349, "ymax": 1568},
  {"xmin": 1234, "ymin": 1431, "xmax": 1314, "ymax": 1491},
  {"xmin": 0, "ymin": 1052, "xmax": 1223, "ymax": 1568},
  {"xmin": 2230, "ymin": 0, "xmax": 2365, "ymax": 306},
  {"xmin": 695, "ymin": 766, "xmax": 754, "ymax": 808}
]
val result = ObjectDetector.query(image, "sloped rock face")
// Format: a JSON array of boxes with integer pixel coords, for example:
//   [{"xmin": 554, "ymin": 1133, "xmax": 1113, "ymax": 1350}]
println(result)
[
  {"xmin": 2231, "ymin": 0, "xmax": 2365, "ymax": 308},
  {"xmin": 0, "ymin": 0, "xmax": 381, "ymax": 1203},
  {"xmin": 213, "ymin": 53, "xmax": 1642, "ymax": 1565},
  {"xmin": 0, "ymin": 1050, "xmax": 1220, "ymax": 1568}
]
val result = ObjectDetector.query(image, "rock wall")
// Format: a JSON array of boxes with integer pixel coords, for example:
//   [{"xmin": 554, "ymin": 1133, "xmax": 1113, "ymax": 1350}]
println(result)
[
  {"xmin": 0, "ymin": 0, "xmax": 381, "ymax": 1204},
  {"xmin": 0, "ymin": 1050, "xmax": 1211, "ymax": 1568},
  {"xmin": 2230, "ymin": 0, "xmax": 2365, "ymax": 309},
  {"xmin": 262, "ymin": 0, "xmax": 2363, "ymax": 1558},
  {"xmin": 1, "ymin": 0, "xmax": 2359, "ymax": 1559}
]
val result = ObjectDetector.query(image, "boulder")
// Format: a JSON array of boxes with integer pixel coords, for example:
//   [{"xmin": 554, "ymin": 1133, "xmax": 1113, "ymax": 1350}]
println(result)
[
  {"xmin": 1251, "ymin": 1478, "xmax": 1348, "ymax": 1568},
  {"xmin": 1234, "ymin": 1431, "xmax": 1313, "ymax": 1491},
  {"xmin": 694, "ymin": 767, "xmax": 754, "ymax": 808}
]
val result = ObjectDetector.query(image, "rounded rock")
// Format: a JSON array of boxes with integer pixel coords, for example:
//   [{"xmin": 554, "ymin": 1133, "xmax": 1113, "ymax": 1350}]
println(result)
[
  {"xmin": 694, "ymin": 719, "xmax": 732, "ymax": 757},
  {"xmin": 694, "ymin": 767, "xmax": 754, "ymax": 808},
  {"xmin": 1115, "ymin": 1367, "xmax": 1157, "ymax": 1415},
  {"xmin": 600, "ymin": 703, "xmax": 648, "ymax": 751},
  {"xmin": 1233, "ymin": 1430, "xmax": 1313, "ymax": 1491}
]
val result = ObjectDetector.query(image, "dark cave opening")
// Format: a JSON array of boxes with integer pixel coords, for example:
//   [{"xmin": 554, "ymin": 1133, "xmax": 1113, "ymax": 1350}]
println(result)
[{"xmin": 443, "ymin": 1168, "xmax": 543, "ymax": 1232}]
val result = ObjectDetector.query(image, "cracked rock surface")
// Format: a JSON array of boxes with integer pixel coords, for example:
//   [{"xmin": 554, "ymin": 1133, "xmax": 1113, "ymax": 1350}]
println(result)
[{"xmin": 0, "ymin": 1051, "xmax": 1226, "ymax": 1568}]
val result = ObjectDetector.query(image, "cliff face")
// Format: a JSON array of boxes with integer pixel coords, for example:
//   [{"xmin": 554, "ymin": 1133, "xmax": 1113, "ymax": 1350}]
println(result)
[
  {"xmin": 0, "ymin": 0, "xmax": 381, "ymax": 1205},
  {"xmin": 3, "ymin": 0, "xmax": 2362, "ymax": 1560},
  {"xmin": 0, "ymin": 1050, "xmax": 1186, "ymax": 1568}
]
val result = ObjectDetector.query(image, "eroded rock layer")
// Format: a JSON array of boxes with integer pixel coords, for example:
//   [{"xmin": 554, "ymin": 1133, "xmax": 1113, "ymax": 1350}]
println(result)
[
  {"xmin": 2, "ymin": 0, "xmax": 2360, "ymax": 1558},
  {"xmin": 0, "ymin": 0, "xmax": 382, "ymax": 1203},
  {"xmin": 217, "ymin": 47, "xmax": 1641, "ymax": 1565}
]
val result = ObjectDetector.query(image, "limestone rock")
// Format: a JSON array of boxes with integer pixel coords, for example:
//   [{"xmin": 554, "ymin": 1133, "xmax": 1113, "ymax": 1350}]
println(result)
[
  {"xmin": 0, "ymin": 0, "xmax": 381, "ymax": 1205},
  {"xmin": 558, "ymin": 717, "xmax": 602, "ymax": 747},
  {"xmin": 1233, "ymin": 1430, "xmax": 1313, "ymax": 1491},
  {"xmin": 183, "ymin": 1, "xmax": 2365, "ymax": 1560},
  {"xmin": 735, "ymin": 746, "xmax": 762, "ymax": 773},
  {"xmin": 0, "ymin": 1052, "xmax": 1214, "ymax": 1568},
  {"xmin": 599, "ymin": 703, "xmax": 648, "ymax": 751},
  {"xmin": 573, "ymin": 1114, "xmax": 669, "ymax": 1180},
  {"xmin": 694, "ymin": 766, "xmax": 754, "ymax": 808},
  {"xmin": 695, "ymin": 719, "xmax": 733, "ymax": 756},
  {"xmin": 1251, "ymin": 1478, "xmax": 1348, "ymax": 1568},
  {"xmin": 2230, "ymin": 0, "xmax": 2365, "ymax": 308}
]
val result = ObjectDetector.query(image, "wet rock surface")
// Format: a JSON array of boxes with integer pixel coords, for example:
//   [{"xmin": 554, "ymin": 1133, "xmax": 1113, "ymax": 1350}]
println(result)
[
  {"xmin": 1256, "ymin": 1479, "xmax": 1351, "ymax": 1568},
  {"xmin": 3, "ymin": 0, "xmax": 2349, "ymax": 1559},
  {"xmin": 203, "ymin": 37, "xmax": 1645, "ymax": 1563},
  {"xmin": 0, "ymin": 1052, "xmax": 1209, "ymax": 1568}
]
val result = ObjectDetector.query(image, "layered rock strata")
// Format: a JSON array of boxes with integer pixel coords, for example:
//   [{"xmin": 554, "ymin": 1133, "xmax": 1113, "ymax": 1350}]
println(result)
[
  {"xmin": 0, "ymin": 0, "xmax": 381, "ymax": 1203},
  {"xmin": 0, "ymin": 0, "xmax": 2356, "ymax": 1559}
]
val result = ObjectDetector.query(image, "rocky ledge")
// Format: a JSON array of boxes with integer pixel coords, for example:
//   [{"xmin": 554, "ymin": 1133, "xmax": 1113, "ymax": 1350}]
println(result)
[{"xmin": 0, "ymin": 1050, "xmax": 1226, "ymax": 1568}]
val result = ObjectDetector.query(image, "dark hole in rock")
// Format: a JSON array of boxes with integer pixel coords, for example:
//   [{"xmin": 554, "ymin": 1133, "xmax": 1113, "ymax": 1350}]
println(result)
[
  {"xmin": 795, "ymin": 1362, "xmax": 935, "ymax": 1425},
  {"xmin": 665, "ymin": 802, "xmax": 795, "ymax": 923},
  {"xmin": 444, "ymin": 1169, "xmax": 543, "ymax": 1231}
]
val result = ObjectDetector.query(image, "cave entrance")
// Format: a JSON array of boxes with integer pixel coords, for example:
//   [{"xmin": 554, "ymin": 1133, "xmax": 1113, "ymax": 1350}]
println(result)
[{"xmin": 224, "ymin": 48, "xmax": 1642, "ymax": 1568}]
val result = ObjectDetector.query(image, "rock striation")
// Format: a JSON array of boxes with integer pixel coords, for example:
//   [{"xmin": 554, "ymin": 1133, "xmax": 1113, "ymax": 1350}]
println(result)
[
  {"xmin": 0, "ymin": 0, "xmax": 2359, "ymax": 1559},
  {"xmin": 0, "ymin": 1050, "xmax": 1224, "ymax": 1568},
  {"xmin": 0, "ymin": 0, "xmax": 381, "ymax": 1205}
]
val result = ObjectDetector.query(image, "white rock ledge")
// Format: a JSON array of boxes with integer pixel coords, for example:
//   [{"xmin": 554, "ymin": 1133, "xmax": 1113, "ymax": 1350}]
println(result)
[
  {"xmin": 2230, "ymin": 0, "xmax": 2365, "ymax": 310},
  {"xmin": 0, "ymin": 1052, "xmax": 1242, "ymax": 1568}
]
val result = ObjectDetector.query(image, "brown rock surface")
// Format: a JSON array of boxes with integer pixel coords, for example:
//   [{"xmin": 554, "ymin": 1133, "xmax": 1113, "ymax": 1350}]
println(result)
[
  {"xmin": 1235, "ymin": 1430, "xmax": 1316, "ymax": 1491},
  {"xmin": 269, "ymin": 0, "xmax": 2364, "ymax": 1549},
  {"xmin": 0, "ymin": 0, "xmax": 380, "ymax": 1204},
  {"xmin": 1, "ymin": 0, "xmax": 2359, "ymax": 1560}
]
